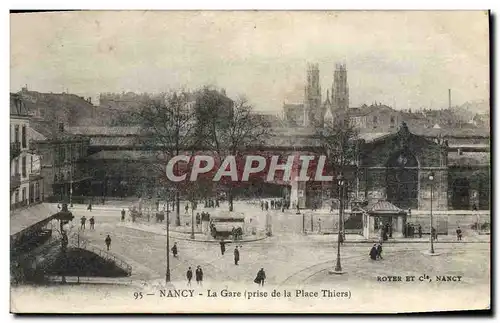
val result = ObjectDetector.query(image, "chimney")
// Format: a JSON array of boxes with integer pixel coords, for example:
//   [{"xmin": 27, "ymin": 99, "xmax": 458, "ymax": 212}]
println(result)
[
  {"xmin": 58, "ymin": 123, "xmax": 64, "ymax": 133},
  {"xmin": 448, "ymin": 89, "xmax": 451, "ymax": 109}
]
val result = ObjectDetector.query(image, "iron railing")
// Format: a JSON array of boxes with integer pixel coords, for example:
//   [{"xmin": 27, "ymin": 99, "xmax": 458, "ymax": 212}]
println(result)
[{"xmin": 67, "ymin": 235, "xmax": 132, "ymax": 276}]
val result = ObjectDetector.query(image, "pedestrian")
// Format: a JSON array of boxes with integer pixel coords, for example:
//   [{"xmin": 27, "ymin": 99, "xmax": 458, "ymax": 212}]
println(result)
[
  {"xmin": 121, "ymin": 209, "xmax": 126, "ymax": 222},
  {"xmin": 456, "ymin": 226, "xmax": 462, "ymax": 241},
  {"xmin": 87, "ymin": 202, "xmax": 92, "ymax": 212},
  {"xmin": 220, "ymin": 241, "xmax": 226, "ymax": 255},
  {"xmin": 369, "ymin": 243, "xmax": 378, "ymax": 260},
  {"xmin": 418, "ymin": 224, "xmax": 422, "ymax": 238},
  {"xmin": 339, "ymin": 231, "xmax": 344, "ymax": 245},
  {"xmin": 80, "ymin": 216, "xmax": 87, "ymax": 230},
  {"xmin": 296, "ymin": 203, "xmax": 300, "ymax": 214},
  {"xmin": 376, "ymin": 243, "xmax": 383, "ymax": 260},
  {"xmin": 234, "ymin": 246, "xmax": 240, "ymax": 265},
  {"xmin": 254, "ymin": 268, "xmax": 266, "ymax": 287},
  {"xmin": 105, "ymin": 234, "xmax": 111, "ymax": 251},
  {"xmin": 172, "ymin": 242, "xmax": 178, "ymax": 258},
  {"xmin": 260, "ymin": 201, "xmax": 264, "ymax": 211},
  {"xmin": 185, "ymin": 203, "xmax": 189, "ymax": 214},
  {"xmin": 317, "ymin": 218, "xmax": 322, "ymax": 233},
  {"xmin": 195, "ymin": 266, "xmax": 203, "ymax": 285},
  {"xmin": 89, "ymin": 216, "xmax": 95, "ymax": 230},
  {"xmin": 265, "ymin": 201, "xmax": 269, "ymax": 211},
  {"xmin": 431, "ymin": 227, "xmax": 438, "ymax": 241},
  {"xmin": 186, "ymin": 267, "xmax": 193, "ymax": 286},
  {"xmin": 215, "ymin": 199, "xmax": 219, "ymax": 208}
]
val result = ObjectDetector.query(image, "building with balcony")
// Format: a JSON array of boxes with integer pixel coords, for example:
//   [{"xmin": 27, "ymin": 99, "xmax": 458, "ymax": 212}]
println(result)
[
  {"xmin": 10, "ymin": 93, "xmax": 44, "ymax": 209},
  {"xmin": 30, "ymin": 122, "xmax": 91, "ymax": 203}
]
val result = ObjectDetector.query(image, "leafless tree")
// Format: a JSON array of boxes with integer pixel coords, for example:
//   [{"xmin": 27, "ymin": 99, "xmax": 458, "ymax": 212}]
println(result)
[
  {"xmin": 196, "ymin": 90, "xmax": 271, "ymax": 211},
  {"xmin": 134, "ymin": 91, "xmax": 198, "ymax": 226},
  {"xmin": 316, "ymin": 112, "xmax": 359, "ymax": 203}
]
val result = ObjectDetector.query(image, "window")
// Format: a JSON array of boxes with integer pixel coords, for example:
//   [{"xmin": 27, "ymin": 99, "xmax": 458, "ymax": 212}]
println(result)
[
  {"xmin": 22, "ymin": 187, "xmax": 26, "ymax": 203},
  {"xmin": 58, "ymin": 146, "xmax": 64, "ymax": 164},
  {"xmin": 15, "ymin": 190, "xmax": 19, "ymax": 203},
  {"xmin": 21, "ymin": 125, "xmax": 27, "ymax": 148},
  {"xmin": 14, "ymin": 125, "xmax": 19, "ymax": 143},
  {"xmin": 35, "ymin": 182, "xmax": 40, "ymax": 201},
  {"xmin": 390, "ymin": 116, "xmax": 396, "ymax": 128},
  {"xmin": 14, "ymin": 159, "xmax": 19, "ymax": 175},
  {"xmin": 372, "ymin": 115, "xmax": 378, "ymax": 128},
  {"xmin": 30, "ymin": 184, "xmax": 34, "ymax": 203},
  {"xmin": 22, "ymin": 156, "xmax": 27, "ymax": 178}
]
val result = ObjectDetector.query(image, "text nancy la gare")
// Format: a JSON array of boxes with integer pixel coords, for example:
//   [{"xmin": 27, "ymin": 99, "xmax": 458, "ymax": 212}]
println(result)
[{"xmin": 134, "ymin": 288, "xmax": 351, "ymax": 300}]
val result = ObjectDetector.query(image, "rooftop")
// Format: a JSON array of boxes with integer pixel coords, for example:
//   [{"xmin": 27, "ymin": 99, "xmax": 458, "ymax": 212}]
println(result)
[
  {"xmin": 10, "ymin": 203, "xmax": 59, "ymax": 237},
  {"xmin": 67, "ymin": 126, "xmax": 141, "ymax": 136}
]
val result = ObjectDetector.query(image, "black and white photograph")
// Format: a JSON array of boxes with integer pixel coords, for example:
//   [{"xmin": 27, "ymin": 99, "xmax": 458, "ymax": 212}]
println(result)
[{"xmin": 9, "ymin": 10, "xmax": 491, "ymax": 313}]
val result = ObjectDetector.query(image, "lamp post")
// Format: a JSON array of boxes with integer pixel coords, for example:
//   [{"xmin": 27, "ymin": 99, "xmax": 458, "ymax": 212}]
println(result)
[
  {"xmin": 428, "ymin": 172, "xmax": 435, "ymax": 254},
  {"xmin": 70, "ymin": 164, "xmax": 73, "ymax": 208},
  {"xmin": 331, "ymin": 174, "xmax": 345, "ymax": 274},
  {"xmin": 302, "ymin": 211, "xmax": 305, "ymax": 234},
  {"xmin": 191, "ymin": 201, "xmax": 195, "ymax": 240},
  {"xmin": 166, "ymin": 202, "xmax": 171, "ymax": 283}
]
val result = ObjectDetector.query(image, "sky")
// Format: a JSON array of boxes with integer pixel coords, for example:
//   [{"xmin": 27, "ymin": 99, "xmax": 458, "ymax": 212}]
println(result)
[{"xmin": 10, "ymin": 11, "xmax": 489, "ymax": 113}]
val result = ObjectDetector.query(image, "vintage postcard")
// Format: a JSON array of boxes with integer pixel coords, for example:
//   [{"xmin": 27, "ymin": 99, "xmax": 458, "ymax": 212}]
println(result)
[{"xmin": 9, "ymin": 10, "xmax": 490, "ymax": 313}]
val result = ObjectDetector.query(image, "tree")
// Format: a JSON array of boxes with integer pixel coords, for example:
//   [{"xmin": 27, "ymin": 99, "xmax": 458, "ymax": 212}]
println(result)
[
  {"xmin": 316, "ymin": 112, "xmax": 359, "ymax": 204},
  {"xmin": 134, "ymin": 92, "xmax": 198, "ymax": 226},
  {"xmin": 195, "ymin": 89, "xmax": 271, "ymax": 211}
]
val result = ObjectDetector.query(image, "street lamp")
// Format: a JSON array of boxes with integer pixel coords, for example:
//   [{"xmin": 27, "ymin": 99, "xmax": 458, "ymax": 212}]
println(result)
[
  {"xmin": 331, "ymin": 174, "xmax": 345, "ymax": 274},
  {"xmin": 191, "ymin": 201, "xmax": 195, "ymax": 240},
  {"xmin": 428, "ymin": 172, "xmax": 435, "ymax": 254},
  {"xmin": 166, "ymin": 202, "xmax": 171, "ymax": 283}
]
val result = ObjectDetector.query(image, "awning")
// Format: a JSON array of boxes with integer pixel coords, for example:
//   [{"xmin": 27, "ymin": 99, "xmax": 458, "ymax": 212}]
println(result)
[
  {"xmin": 10, "ymin": 203, "xmax": 60, "ymax": 238},
  {"xmin": 366, "ymin": 200, "xmax": 407, "ymax": 216}
]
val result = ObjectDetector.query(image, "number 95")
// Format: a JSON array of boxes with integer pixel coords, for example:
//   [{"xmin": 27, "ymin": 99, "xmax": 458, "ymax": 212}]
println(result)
[{"xmin": 134, "ymin": 292, "xmax": 143, "ymax": 299}]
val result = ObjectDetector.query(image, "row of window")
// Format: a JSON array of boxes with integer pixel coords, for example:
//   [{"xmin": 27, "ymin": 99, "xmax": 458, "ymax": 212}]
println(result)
[
  {"xmin": 12, "ymin": 156, "xmax": 28, "ymax": 178},
  {"xmin": 11, "ymin": 124, "xmax": 27, "ymax": 148},
  {"xmin": 55, "ymin": 144, "xmax": 86, "ymax": 165},
  {"xmin": 350, "ymin": 116, "xmax": 397, "ymax": 129},
  {"xmin": 13, "ymin": 182, "xmax": 41, "ymax": 205}
]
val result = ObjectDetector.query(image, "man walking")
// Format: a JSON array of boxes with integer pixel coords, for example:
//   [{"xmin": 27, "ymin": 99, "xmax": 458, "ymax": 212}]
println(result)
[
  {"xmin": 80, "ymin": 216, "xmax": 87, "ymax": 230},
  {"xmin": 456, "ymin": 226, "xmax": 462, "ymax": 241},
  {"xmin": 220, "ymin": 241, "xmax": 226, "ymax": 256},
  {"xmin": 186, "ymin": 267, "xmax": 193, "ymax": 286},
  {"xmin": 376, "ymin": 243, "xmax": 383, "ymax": 260},
  {"xmin": 418, "ymin": 224, "xmax": 422, "ymax": 238},
  {"xmin": 89, "ymin": 216, "xmax": 95, "ymax": 230},
  {"xmin": 105, "ymin": 235, "xmax": 111, "ymax": 251},
  {"xmin": 195, "ymin": 266, "xmax": 203, "ymax": 285},
  {"xmin": 185, "ymin": 203, "xmax": 189, "ymax": 214},
  {"xmin": 172, "ymin": 242, "xmax": 178, "ymax": 258},
  {"xmin": 254, "ymin": 268, "xmax": 266, "ymax": 287},
  {"xmin": 121, "ymin": 209, "xmax": 126, "ymax": 222},
  {"xmin": 431, "ymin": 227, "xmax": 438, "ymax": 241},
  {"xmin": 234, "ymin": 246, "xmax": 240, "ymax": 265},
  {"xmin": 369, "ymin": 244, "xmax": 378, "ymax": 260}
]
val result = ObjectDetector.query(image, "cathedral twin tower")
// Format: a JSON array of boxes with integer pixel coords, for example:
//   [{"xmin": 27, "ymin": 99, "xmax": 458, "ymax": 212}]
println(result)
[{"xmin": 303, "ymin": 63, "xmax": 349, "ymax": 127}]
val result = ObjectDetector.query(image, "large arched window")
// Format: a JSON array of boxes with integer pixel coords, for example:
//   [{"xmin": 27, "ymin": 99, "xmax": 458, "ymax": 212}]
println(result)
[{"xmin": 386, "ymin": 150, "xmax": 419, "ymax": 209}]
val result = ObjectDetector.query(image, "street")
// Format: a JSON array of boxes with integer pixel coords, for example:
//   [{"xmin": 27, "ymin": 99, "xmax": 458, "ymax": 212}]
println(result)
[{"xmin": 69, "ymin": 201, "xmax": 490, "ymax": 289}]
